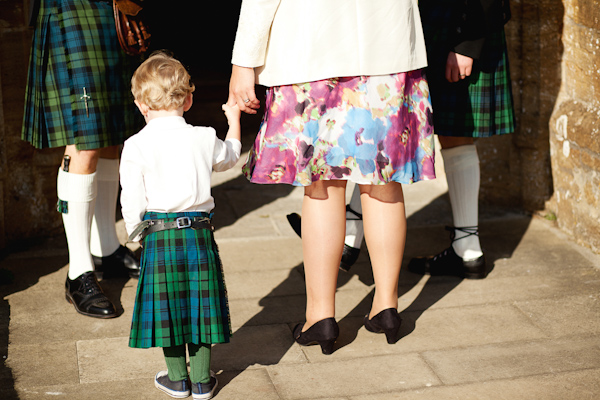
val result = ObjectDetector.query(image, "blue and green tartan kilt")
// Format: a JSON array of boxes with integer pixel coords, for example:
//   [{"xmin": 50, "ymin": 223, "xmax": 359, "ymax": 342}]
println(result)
[
  {"xmin": 21, "ymin": 0, "xmax": 141, "ymax": 150},
  {"xmin": 129, "ymin": 212, "xmax": 232, "ymax": 349},
  {"xmin": 420, "ymin": 0, "xmax": 515, "ymax": 138}
]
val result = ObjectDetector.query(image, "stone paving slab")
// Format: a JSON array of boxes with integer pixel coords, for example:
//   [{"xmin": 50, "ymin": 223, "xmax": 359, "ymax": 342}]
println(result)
[
  {"xmin": 421, "ymin": 335, "xmax": 600, "ymax": 385},
  {"xmin": 266, "ymin": 354, "xmax": 441, "ymax": 400},
  {"xmin": 351, "ymin": 369, "xmax": 600, "ymax": 400}
]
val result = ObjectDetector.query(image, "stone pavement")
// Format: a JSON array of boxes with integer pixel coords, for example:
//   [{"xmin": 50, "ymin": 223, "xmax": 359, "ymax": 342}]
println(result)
[{"xmin": 1, "ymin": 140, "xmax": 600, "ymax": 400}]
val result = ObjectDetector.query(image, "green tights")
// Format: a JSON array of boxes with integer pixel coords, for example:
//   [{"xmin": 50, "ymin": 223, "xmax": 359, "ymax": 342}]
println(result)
[{"xmin": 162, "ymin": 343, "xmax": 211, "ymax": 384}]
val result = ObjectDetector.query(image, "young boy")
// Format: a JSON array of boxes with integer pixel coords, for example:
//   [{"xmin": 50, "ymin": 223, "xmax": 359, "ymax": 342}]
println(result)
[{"xmin": 120, "ymin": 51, "xmax": 241, "ymax": 400}]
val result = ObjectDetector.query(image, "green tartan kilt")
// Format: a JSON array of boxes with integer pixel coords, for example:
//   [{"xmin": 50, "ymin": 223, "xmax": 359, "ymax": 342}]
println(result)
[
  {"xmin": 21, "ymin": 0, "xmax": 140, "ymax": 150},
  {"xmin": 129, "ymin": 212, "xmax": 232, "ymax": 349},
  {"xmin": 421, "ymin": 0, "xmax": 515, "ymax": 138}
]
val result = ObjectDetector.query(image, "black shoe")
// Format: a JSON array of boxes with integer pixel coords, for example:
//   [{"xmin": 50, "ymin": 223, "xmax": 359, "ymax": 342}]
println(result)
[
  {"xmin": 286, "ymin": 213, "xmax": 302, "ymax": 238},
  {"xmin": 286, "ymin": 213, "xmax": 359, "ymax": 272},
  {"xmin": 93, "ymin": 245, "xmax": 140, "ymax": 280},
  {"xmin": 191, "ymin": 373, "xmax": 218, "ymax": 400},
  {"xmin": 154, "ymin": 370, "xmax": 191, "ymax": 398},
  {"xmin": 408, "ymin": 245, "xmax": 487, "ymax": 279},
  {"xmin": 293, "ymin": 317, "xmax": 339, "ymax": 355},
  {"xmin": 65, "ymin": 271, "xmax": 117, "ymax": 318},
  {"xmin": 364, "ymin": 308, "xmax": 401, "ymax": 344},
  {"xmin": 340, "ymin": 244, "xmax": 360, "ymax": 272}
]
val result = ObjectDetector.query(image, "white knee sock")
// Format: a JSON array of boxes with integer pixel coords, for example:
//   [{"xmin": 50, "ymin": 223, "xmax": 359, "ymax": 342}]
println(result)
[
  {"xmin": 441, "ymin": 144, "xmax": 483, "ymax": 260},
  {"xmin": 57, "ymin": 169, "xmax": 97, "ymax": 279},
  {"xmin": 90, "ymin": 158, "xmax": 121, "ymax": 257},
  {"xmin": 345, "ymin": 185, "xmax": 364, "ymax": 249}
]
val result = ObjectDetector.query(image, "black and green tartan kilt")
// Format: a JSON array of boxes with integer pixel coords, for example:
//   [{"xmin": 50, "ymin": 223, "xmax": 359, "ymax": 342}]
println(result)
[
  {"xmin": 21, "ymin": 0, "xmax": 141, "ymax": 150},
  {"xmin": 420, "ymin": 0, "xmax": 515, "ymax": 138},
  {"xmin": 129, "ymin": 212, "xmax": 232, "ymax": 349}
]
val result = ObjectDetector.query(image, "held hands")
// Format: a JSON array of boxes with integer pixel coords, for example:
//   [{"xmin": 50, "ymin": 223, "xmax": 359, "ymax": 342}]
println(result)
[
  {"xmin": 445, "ymin": 52, "xmax": 474, "ymax": 83},
  {"xmin": 227, "ymin": 65, "xmax": 260, "ymax": 114},
  {"xmin": 222, "ymin": 103, "xmax": 241, "ymax": 126}
]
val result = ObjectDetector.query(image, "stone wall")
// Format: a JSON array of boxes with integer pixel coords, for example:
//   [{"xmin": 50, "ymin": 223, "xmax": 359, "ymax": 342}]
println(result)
[
  {"xmin": 547, "ymin": 0, "xmax": 600, "ymax": 253},
  {"xmin": 0, "ymin": 0, "xmax": 599, "ymax": 254}
]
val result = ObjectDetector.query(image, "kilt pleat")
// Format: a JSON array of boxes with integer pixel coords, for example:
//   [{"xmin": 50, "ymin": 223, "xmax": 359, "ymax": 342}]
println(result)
[
  {"xmin": 129, "ymin": 212, "xmax": 232, "ymax": 349},
  {"xmin": 22, "ymin": 0, "xmax": 140, "ymax": 150}
]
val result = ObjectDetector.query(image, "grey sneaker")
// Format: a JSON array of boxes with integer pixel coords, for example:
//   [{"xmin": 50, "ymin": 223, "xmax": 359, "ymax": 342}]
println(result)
[
  {"xmin": 154, "ymin": 370, "xmax": 191, "ymax": 398},
  {"xmin": 191, "ymin": 373, "xmax": 218, "ymax": 400}
]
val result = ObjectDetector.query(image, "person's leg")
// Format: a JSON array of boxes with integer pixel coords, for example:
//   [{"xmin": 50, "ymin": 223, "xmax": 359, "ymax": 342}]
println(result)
[
  {"xmin": 344, "ymin": 185, "xmax": 364, "ymax": 249},
  {"xmin": 439, "ymin": 136, "xmax": 483, "ymax": 260},
  {"xmin": 90, "ymin": 149, "xmax": 121, "ymax": 258},
  {"xmin": 156, "ymin": 345, "xmax": 191, "ymax": 397},
  {"xmin": 359, "ymin": 182, "xmax": 406, "ymax": 318},
  {"xmin": 60, "ymin": 145, "xmax": 101, "ymax": 279},
  {"xmin": 188, "ymin": 343, "xmax": 211, "ymax": 384},
  {"xmin": 189, "ymin": 343, "xmax": 218, "ymax": 399},
  {"xmin": 61, "ymin": 145, "xmax": 116, "ymax": 318},
  {"xmin": 301, "ymin": 180, "xmax": 346, "ymax": 328},
  {"xmin": 88, "ymin": 146, "xmax": 140, "ymax": 279}
]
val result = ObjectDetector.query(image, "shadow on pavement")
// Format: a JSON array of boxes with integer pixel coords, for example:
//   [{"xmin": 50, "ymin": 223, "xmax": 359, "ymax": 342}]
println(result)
[{"xmin": 210, "ymin": 192, "xmax": 533, "ymax": 395}]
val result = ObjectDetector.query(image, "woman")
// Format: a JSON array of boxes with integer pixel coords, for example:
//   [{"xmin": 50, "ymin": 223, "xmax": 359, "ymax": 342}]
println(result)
[{"xmin": 228, "ymin": 0, "xmax": 435, "ymax": 353}]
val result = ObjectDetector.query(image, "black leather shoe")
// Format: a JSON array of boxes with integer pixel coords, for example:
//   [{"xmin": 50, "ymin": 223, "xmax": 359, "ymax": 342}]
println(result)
[
  {"xmin": 408, "ymin": 245, "xmax": 487, "ymax": 279},
  {"xmin": 293, "ymin": 318, "xmax": 339, "ymax": 355},
  {"xmin": 364, "ymin": 308, "xmax": 401, "ymax": 344},
  {"xmin": 339, "ymin": 244, "xmax": 360, "ymax": 272},
  {"xmin": 65, "ymin": 271, "xmax": 117, "ymax": 318},
  {"xmin": 286, "ymin": 213, "xmax": 359, "ymax": 272},
  {"xmin": 93, "ymin": 245, "xmax": 140, "ymax": 280}
]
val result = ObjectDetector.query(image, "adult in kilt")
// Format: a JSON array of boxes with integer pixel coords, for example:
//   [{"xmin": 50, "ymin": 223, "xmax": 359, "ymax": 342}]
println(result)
[
  {"xmin": 22, "ymin": 0, "xmax": 141, "ymax": 318},
  {"xmin": 407, "ymin": 0, "xmax": 514, "ymax": 279},
  {"xmin": 286, "ymin": 0, "xmax": 515, "ymax": 280}
]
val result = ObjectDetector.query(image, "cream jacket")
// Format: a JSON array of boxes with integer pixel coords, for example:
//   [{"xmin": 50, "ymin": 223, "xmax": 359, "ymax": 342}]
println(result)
[{"xmin": 231, "ymin": 0, "xmax": 428, "ymax": 87}]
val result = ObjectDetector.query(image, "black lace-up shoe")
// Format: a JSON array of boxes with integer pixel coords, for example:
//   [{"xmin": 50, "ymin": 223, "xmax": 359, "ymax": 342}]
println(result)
[
  {"xmin": 154, "ymin": 371, "xmax": 191, "ymax": 398},
  {"xmin": 408, "ymin": 246, "xmax": 487, "ymax": 279},
  {"xmin": 65, "ymin": 271, "xmax": 117, "ymax": 318},
  {"xmin": 93, "ymin": 245, "xmax": 140, "ymax": 280}
]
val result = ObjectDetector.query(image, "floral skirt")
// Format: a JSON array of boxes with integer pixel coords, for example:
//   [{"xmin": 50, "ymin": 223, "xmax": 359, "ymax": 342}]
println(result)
[{"xmin": 242, "ymin": 70, "xmax": 435, "ymax": 186}]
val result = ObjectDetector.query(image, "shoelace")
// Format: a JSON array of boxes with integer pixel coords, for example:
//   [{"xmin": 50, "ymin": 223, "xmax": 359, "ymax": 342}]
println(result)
[
  {"xmin": 445, "ymin": 225, "xmax": 479, "ymax": 242},
  {"xmin": 81, "ymin": 275, "xmax": 102, "ymax": 296},
  {"xmin": 431, "ymin": 226, "xmax": 480, "ymax": 262},
  {"xmin": 346, "ymin": 204, "xmax": 363, "ymax": 220}
]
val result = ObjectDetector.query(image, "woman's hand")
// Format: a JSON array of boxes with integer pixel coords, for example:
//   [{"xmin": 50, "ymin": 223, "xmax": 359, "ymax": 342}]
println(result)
[
  {"xmin": 445, "ymin": 52, "xmax": 474, "ymax": 83},
  {"xmin": 227, "ymin": 65, "xmax": 260, "ymax": 114}
]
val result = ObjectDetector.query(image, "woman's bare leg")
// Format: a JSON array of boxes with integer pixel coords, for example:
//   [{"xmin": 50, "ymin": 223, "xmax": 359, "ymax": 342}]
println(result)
[
  {"xmin": 359, "ymin": 182, "xmax": 406, "ymax": 318},
  {"xmin": 301, "ymin": 180, "xmax": 347, "ymax": 329}
]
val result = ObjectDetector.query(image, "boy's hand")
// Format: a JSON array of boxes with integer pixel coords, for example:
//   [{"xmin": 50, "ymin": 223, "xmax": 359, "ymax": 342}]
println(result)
[{"xmin": 222, "ymin": 103, "xmax": 241, "ymax": 125}]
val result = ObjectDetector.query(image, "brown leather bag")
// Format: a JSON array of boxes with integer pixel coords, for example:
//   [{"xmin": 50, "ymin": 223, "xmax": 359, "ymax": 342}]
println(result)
[{"xmin": 113, "ymin": 0, "xmax": 151, "ymax": 56}]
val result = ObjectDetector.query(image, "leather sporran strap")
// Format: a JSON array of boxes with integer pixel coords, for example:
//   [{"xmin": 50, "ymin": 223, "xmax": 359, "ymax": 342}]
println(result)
[{"xmin": 113, "ymin": 0, "xmax": 151, "ymax": 56}]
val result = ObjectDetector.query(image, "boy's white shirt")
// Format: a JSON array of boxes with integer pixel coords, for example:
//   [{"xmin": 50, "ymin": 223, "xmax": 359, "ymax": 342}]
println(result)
[{"xmin": 119, "ymin": 116, "xmax": 241, "ymax": 240}]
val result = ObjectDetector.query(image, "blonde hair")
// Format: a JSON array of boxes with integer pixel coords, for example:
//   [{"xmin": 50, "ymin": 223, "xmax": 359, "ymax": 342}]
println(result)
[{"xmin": 131, "ymin": 51, "xmax": 195, "ymax": 111}]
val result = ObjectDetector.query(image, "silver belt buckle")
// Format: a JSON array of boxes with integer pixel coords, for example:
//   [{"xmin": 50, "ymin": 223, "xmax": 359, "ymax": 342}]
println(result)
[{"xmin": 176, "ymin": 217, "xmax": 192, "ymax": 229}]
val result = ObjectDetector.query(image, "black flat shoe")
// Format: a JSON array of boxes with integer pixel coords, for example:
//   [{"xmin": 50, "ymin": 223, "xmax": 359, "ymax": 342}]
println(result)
[
  {"xmin": 286, "ymin": 213, "xmax": 359, "ymax": 272},
  {"xmin": 65, "ymin": 271, "xmax": 117, "ymax": 318},
  {"xmin": 293, "ymin": 317, "xmax": 339, "ymax": 355},
  {"xmin": 408, "ymin": 246, "xmax": 487, "ymax": 279},
  {"xmin": 93, "ymin": 245, "xmax": 140, "ymax": 280},
  {"xmin": 364, "ymin": 308, "xmax": 401, "ymax": 344}
]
